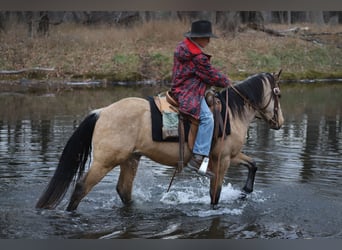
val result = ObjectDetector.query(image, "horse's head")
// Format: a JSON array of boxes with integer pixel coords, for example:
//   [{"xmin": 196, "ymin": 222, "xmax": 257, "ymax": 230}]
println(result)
[{"xmin": 257, "ymin": 70, "xmax": 284, "ymax": 130}]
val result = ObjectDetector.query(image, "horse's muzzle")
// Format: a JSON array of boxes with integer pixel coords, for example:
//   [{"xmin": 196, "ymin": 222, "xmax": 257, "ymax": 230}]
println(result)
[{"xmin": 269, "ymin": 120, "xmax": 282, "ymax": 130}]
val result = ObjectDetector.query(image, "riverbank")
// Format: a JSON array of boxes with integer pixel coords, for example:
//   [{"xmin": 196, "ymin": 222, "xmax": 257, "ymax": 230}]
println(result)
[{"xmin": 1, "ymin": 20, "xmax": 341, "ymax": 84}]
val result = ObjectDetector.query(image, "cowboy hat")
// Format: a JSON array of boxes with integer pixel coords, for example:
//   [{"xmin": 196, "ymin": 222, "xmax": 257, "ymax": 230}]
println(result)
[{"xmin": 184, "ymin": 20, "xmax": 218, "ymax": 38}]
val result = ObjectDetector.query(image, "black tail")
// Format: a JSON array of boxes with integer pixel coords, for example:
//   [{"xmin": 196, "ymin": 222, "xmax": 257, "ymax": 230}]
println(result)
[{"xmin": 36, "ymin": 112, "xmax": 99, "ymax": 209}]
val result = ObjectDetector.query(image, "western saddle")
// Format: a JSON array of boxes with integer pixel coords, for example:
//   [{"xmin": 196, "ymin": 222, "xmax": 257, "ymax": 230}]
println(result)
[{"xmin": 153, "ymin": 88, "xmax": 225, "ymax": 173}]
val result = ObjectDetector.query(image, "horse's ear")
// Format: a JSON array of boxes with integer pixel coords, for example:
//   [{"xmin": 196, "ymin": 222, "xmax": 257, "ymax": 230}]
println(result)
[
  {"xmin": 277, "ymin": 69, "xmax": 282, "ymax": 79},
  {"xmin": 273, "ymin": 69, "xmax": 282, "ymax": 83}
]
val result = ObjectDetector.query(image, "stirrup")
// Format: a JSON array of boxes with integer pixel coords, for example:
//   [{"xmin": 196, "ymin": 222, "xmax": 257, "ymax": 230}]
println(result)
[
  {"xmin": 185, "ymin": 156, "xmax": 214, "ymax": 178},
  {"xmin": 198, "ymin": 157, "xmax": 209, "ymax": 175},
  {"xmin": 198, "ymin": 157, "xmax": 215, "ymax": 178}
]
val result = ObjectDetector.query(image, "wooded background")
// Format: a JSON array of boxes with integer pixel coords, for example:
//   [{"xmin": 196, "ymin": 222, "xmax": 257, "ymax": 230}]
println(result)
[{"xmin": 1, "ymin": 11, "xmax": 341, "ymax": 36}]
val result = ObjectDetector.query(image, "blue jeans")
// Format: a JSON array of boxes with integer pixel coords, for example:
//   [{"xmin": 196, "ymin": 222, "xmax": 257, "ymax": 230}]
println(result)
[{"xmin": 193, "ymin": 98, "xmax": 214, "ymax": 157}]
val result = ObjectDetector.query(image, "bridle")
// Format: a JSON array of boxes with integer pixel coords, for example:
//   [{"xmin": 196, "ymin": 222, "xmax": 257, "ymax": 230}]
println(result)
[
  {"xmin": 258, "ymin": 74, "xmax": 281, "ymax": 128},
  {"xmin": 229, "ymin": 72, "xmax": 281, "ymax": 128}
]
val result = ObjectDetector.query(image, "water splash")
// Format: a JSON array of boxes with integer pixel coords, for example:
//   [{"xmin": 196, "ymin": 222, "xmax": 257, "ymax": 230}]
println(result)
[{"xmin": 160, "ymin": 182, "xmax": 242, "ymax": 205}]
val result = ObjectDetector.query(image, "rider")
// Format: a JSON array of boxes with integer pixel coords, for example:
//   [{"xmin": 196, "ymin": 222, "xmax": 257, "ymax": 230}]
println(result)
[{"xmin": 171, "ymin": 20, "xmax": 231, "ymax": 177}]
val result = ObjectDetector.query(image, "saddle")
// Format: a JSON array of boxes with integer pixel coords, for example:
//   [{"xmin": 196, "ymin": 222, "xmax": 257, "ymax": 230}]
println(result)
[
  {"xmin": 153, "ymin": 89, "xmax": 228, "ymax": 173},
  {"xmin": 153, "ymin": 89, "xmax": 224, "ymax": 150}
]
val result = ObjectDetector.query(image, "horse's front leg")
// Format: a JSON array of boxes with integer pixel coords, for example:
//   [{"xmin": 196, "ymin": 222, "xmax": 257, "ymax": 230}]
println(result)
[
  {"xmin": 231, "ymin": 152, "xmax": 257, "ymax": 194},
  {"xmin": 209, "ymin": 156, "xmax": 230, "ymax": 208}
]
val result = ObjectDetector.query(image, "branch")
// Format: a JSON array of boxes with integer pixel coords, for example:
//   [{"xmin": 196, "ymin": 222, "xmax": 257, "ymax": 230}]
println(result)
[
  {"xmin": 246, "ymin": 23, "xmax": 285, "ymax": 37},
  {"xmin": 246, "ymin": 23, "xmax": 341, "ymax": 47},
  {"xmin": 0, "ymin": 67, "xmax": 55, "ymax": 75}
]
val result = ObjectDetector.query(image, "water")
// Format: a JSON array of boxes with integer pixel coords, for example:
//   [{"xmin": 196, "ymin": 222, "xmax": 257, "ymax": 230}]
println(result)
[{"xmin": 0, "ymin": 83, "xmax": 341, "ymax": 239}]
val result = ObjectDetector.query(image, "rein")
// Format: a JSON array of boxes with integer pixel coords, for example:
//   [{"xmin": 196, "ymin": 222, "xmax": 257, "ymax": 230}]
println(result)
[{"xmin": 212, "ymin": 87, "xmax": 229, "ymax": 205}]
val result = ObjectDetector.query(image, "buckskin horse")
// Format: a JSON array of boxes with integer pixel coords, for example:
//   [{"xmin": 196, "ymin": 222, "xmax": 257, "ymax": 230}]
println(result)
[{"xmin": 36, "ymin": 71, "xmax": 284, "ymax": 211}]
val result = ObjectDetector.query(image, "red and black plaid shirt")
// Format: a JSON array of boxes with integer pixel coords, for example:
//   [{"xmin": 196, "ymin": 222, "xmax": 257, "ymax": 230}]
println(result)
[{"xmin": 171, "ymin": 38, "xmax": 231, "ymax": 120}]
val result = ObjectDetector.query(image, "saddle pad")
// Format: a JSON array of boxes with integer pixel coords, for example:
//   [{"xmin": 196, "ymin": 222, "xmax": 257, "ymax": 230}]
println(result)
[
  {"xmin": 153, "ymin": 94, "xmax": 176, "ymax": 113},
  {"xmin": 148, "ymin": 96, "xmax": 190, "ymax": 142}
]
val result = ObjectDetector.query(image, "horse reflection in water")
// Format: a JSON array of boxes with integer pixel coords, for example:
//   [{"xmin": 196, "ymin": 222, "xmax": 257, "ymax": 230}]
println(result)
[{"xmin": 36, "ymin": 71, "xmax": 284, "ymax": 211}]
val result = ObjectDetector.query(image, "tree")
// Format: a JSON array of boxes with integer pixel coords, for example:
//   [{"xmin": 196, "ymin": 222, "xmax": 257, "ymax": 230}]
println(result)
[
  {"xmin": 308, "ymin": 11, "xmax": 325, "ymax": 25},
  {"xmin": 216, "ymin": 11, "xmax": 241, "ymax": 35},
  {"xmin": 37, "ymin": 12, "xmax": 49, "ymax": 36}
]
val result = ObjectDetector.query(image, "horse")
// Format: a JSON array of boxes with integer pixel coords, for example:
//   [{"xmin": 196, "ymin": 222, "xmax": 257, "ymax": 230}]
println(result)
[{"xmin": 35, "ymin": 71, "xmax": 284, "ymax": 211}]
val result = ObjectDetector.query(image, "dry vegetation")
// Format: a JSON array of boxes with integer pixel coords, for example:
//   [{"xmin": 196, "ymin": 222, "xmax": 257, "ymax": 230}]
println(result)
[{"xmin": 0, "ymin": 20, "xmax": 341, "ymax": 83}]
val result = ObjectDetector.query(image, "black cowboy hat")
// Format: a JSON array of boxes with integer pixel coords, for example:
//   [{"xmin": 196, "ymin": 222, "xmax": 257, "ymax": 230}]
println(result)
[{"xmin": 184, "ymin": 20, "xmax": 218, "ymax": 38}]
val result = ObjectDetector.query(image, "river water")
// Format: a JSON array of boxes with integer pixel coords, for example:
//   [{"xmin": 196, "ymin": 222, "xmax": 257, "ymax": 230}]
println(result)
[{"xmin": 0, "ymin": 82, "xmax": 341, "ymax": 239}]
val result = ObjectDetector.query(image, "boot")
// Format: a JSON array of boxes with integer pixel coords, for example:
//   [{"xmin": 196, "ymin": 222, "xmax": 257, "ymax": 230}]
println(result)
[{"xmin": 185, "ymin": 154, "xmax": 215, "ymax": 178}]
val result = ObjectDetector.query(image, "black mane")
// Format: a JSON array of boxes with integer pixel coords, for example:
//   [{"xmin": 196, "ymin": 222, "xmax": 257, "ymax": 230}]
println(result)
[{"xmin": 220, "ymin": 72, "xmax": 274, "ymax": 118}]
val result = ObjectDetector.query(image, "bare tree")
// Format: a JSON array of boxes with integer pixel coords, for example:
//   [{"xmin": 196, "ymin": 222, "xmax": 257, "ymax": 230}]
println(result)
[
  {"xmin": 216, "ymin": 11, "xmax": 240, "ymax": 36},
  {"xmin": 26, "ymin": 11, "xmax": 34, "ymax": 37},
  {"xmin": 37, "ymin": 12, "xmax": 49, "ymax": 36},
  {"xmin": 0, "ymin": 12, "xmax": 5, "ymax": 31},
  {"xmin": 2, "ymin": 11, "xmax": 341, "ymax": 31},
  {"xmin": 308, "ymin": 11, "xmax": 325, "ymax": 25}
]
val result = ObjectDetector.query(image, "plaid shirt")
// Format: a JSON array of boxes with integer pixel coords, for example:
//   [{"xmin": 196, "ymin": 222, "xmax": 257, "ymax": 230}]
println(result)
[{"xmin": 171, "ymin": 38, "xmax": 231, "ymax": 120}]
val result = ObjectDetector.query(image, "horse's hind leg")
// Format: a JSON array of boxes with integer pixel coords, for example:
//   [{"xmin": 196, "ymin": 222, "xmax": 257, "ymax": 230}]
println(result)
[
  {"xmin": 116, "ymin": 154, "xmax": 141, "ymax": 205},
  {"xmin": 66, "ymin": 160, "xmax": 115, "ymax": 211}
]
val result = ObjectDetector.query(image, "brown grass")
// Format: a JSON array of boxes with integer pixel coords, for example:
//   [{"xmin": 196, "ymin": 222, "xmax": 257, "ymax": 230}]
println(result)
[{"xmin": 0, "ymin": 20, "xmax": 341, "ymax": 82}]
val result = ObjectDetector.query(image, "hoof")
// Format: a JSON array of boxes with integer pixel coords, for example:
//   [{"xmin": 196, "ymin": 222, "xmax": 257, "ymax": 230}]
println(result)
[
  {"xmin": 211, "ymin": 204, "xmax": 220, "ymax": 210},
  {"xmin": 239, "ymin": 191, "xmax": 248, "ymax": 200}
]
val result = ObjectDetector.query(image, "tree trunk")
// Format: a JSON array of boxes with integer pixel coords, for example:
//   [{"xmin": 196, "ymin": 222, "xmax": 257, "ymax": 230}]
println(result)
[
  {"xmin": 26, "ymin": 11, "xmax": 34, "ymax": 37},
  {"xmin": 309, "ymin": 11, "xmax": 325, "ymax": 25},
  {"xmin": 287, "ymin": 11, "xmax": 292, "ymax": 25},
  {"xmin": 260, "ymin": 11, "xmax": 272, "ymax": 24},
  {"xmin": 216, "ymin": 11, "xmax": 240, "ymax": 36},
  {"xmin": 0, "ymin": 12, "xmax": 4, "ymax": 31},
  {"xmin": 37, "ymin": 12, "xmax": 49, "ymax": 36}
]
